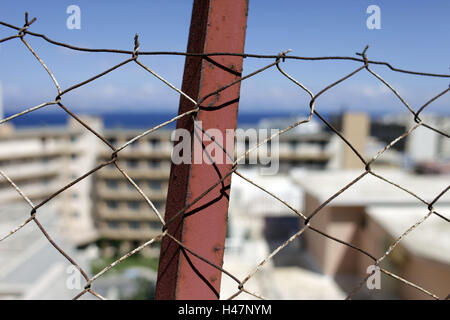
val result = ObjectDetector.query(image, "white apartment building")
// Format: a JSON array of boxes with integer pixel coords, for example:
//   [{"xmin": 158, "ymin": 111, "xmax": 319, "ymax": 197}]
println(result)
[
  {"xmin": 0, "ymin": 111, "xmax": 404, "ymax": 257},
  {"xmin": 0, "ymin": 117, "xmax": 100, "ymax": 246}
]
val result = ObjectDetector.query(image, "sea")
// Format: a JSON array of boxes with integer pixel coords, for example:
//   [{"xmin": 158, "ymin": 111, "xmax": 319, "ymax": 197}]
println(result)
[
  {"xmin": 4, "ymin": 111, "xmax": 314, "ymax": 129},
  {"xmin": 3, "ymin": 109, "xmax": 401, "ymax": 130}
]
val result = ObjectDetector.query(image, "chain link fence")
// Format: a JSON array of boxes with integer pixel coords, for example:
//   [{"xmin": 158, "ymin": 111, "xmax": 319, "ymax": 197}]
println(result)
[{"xmin": 0, "ymin": 12, "xmax": 449, "ymax": 300}]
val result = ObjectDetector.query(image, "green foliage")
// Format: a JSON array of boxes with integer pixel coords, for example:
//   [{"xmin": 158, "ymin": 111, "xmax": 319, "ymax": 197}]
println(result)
[{"xmin": 91, "ymin": 255, "xmax": 159, "ymax": 275}]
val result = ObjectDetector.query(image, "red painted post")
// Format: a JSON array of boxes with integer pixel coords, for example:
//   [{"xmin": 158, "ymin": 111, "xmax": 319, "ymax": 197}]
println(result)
[{"xmin": 155, "ymin": 0, "xmax": 248, "ymax": 299}]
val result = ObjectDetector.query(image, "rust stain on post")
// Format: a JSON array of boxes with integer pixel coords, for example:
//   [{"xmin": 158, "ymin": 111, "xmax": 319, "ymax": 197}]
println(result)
[{"xmin": 155, "ymin": 0, "xmax": 248, "ymax": 299}]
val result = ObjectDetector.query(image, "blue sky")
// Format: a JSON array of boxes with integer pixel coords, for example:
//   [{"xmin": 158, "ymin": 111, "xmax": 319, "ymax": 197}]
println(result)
[{"xmin": 0, "ymin": 0, "xmax": 449, "ymax": 115}]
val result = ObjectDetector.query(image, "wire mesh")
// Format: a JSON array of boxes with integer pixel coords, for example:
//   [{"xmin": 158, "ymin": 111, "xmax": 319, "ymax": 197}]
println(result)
[{"xmin": 0, "ymin": 13, "xmax": 449, "ymax": 300}]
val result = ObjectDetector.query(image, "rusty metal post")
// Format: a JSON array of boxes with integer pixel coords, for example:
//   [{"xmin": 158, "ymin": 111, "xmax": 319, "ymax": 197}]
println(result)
[{"xmin": 155, "ymin": 0, "xmax": 248, "ymax": 300}]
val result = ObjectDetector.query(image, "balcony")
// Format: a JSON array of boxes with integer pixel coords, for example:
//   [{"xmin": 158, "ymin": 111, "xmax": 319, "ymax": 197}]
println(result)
[
  {"xmin": 95, "ymin": 183, "xmax": 167, "ymax": 201},
  {"xmin": 96, "ymin": 202, "xmax": 165, "ymax": 221},
  {"xmin": 99, "ymin": 225, "xmax": 162, "ymax": 241},
  {"xmin": 95, "ymin": 165, "xmax": 171, "ymax": 180}
]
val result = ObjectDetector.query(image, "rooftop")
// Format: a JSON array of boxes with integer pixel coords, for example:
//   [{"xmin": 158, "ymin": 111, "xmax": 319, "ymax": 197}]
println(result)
[
  {"xmin": 367, "ymin": 205, "xmax": 450, "ymax": 264},
  {"xmin": 291, "ymin": 169, "xmax": 450, "ymax": 208},
  {"xmin": 0, "ymin": 203, "xmax": 92, "ymax": 299},
  {"xmin": 230, "ymin": 169, "xmax": 303, "ymax": 217}
]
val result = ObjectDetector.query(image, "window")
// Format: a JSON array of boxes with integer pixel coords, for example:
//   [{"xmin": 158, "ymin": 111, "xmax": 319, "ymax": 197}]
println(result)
[
  {"xmin": 289, "ymin": 140, "xmax": 297, "ymax": 150},
  {"xmin": 106, "ymin": 179, "xmax": 119, "ymax": 189},
  {"xmin": 149, "ymin": 138, "xmax": 160, "ymax": 149},
  {"xmin": 127, "ymin": 201, "xmax": 140, "ymax": 210},
  {"xmin": 148, "ymin": 159, "xmax": 160, "ymax": 168},
  {"xmin": 108, "ymin": 138, "xmax": 117, "ymax": 146},
  {"xmin": 149, "ymin": 221, "xmax": 161, "ymax": 230},
  {"xmin": 127, "ymin": 159, "xmax": 139, "ymax": 168},
  {"xmin": 106, "ymin": 200, "xmax": 118, "ymax": 209},
  {"xmin": 129, "ymin": 221, "xmax": 140, "ymax": 230},
  {"xmin": 108, "ymin": 221, "xmax": 119, "ymax": 229},
  {"xmin": 319, "ymin": 141, "xmax": 327, "ymax": 151},
  {"xmin": 148, "ymin": 180, "xmax": 161, "ymax": 190}
]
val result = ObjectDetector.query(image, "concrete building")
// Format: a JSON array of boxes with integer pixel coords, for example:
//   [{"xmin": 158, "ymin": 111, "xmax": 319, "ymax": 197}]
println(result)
[
  {"xmin": 221, "ymin": 170, "xmax": 345, "ymax": 299},
  {"xmin": 0, "ymin": 113, "xmax": 355, "ymax": 253},
  {"xmin": 330, "ymin": 112, "xmax": 405, "ymax": 170},
  {"xmin": 2, "ymin": 108, "xmax": 447, "ymax": 299},
  {"xmin": 367, "ymin": 206, "xmax": 450, "ymax": 299},
  {"xmin": 226, "ymin": 170, "xmax": 304, "ymax": 251},
  {"xmin": 292, "ymin": 169, "xmax": 450, "ymax": 299},
  {"xmin": 0, "ymin": 117, "xmax": 100, "ymax": 246},
  {"xmin": 249, "ymin": 112, "xmax": 405, "ymax": 174},
  {"xmin": 375, "ymin": 112, "xmax": 450, "ymax": 163},
  {"xmin": 93, "ymin": 129, "xmax": 171, "ymax": 256},
  {"xmin": 261, "ymin": 118, "xmax": 334, "ymax": 168},
  {"xmin": 341, "ymin": 112, "xmax": 370, "ymax": 170},
  {"xmin": 0, "ymin": 111, "xmax": 410, "ymax": 258},
  {"xmin": 0, "ymin": 119, "xmax": 171, "ymax": 256},
  {"xmin": 0, "ymin": 203, "xmax": 95, "ymax": 299}
]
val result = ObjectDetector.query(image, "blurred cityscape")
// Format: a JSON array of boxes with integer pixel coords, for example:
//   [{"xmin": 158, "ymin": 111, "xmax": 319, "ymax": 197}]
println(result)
[{"xmin": 0, "ymin": 85, "xmax": 449, "ymax": 300}]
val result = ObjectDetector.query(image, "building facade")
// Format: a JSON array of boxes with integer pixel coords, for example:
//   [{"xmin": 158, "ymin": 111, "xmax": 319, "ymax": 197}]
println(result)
[{"xmin": 0, "ymin": 111, "xmax": 414, "ymax": 257}]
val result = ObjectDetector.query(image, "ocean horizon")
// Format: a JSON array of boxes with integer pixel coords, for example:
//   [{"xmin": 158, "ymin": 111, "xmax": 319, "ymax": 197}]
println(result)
[
  {"xmin": 3, "ymin": 109, "xmax": 434, "ymax": 129},
  {"xmin": 4, "ymin": 110, "xmax": 315, "ymax": 129}
]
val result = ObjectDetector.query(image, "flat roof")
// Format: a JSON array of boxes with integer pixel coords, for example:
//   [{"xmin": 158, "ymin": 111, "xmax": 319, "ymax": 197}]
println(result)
[
  {"xmin": 291, "ymin": 169, "xmax": 450, "ymax": 207},
  {"xmin": 367, "ymin": 205, "xmax": 450, "ymax": 264},
  {"xmin": 0, "ymin": 203, "xmax": 91, "ymax": 299},
  {"xmin": 230, "ymin": 169, "xmax": 303, "ymax": 217}
]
